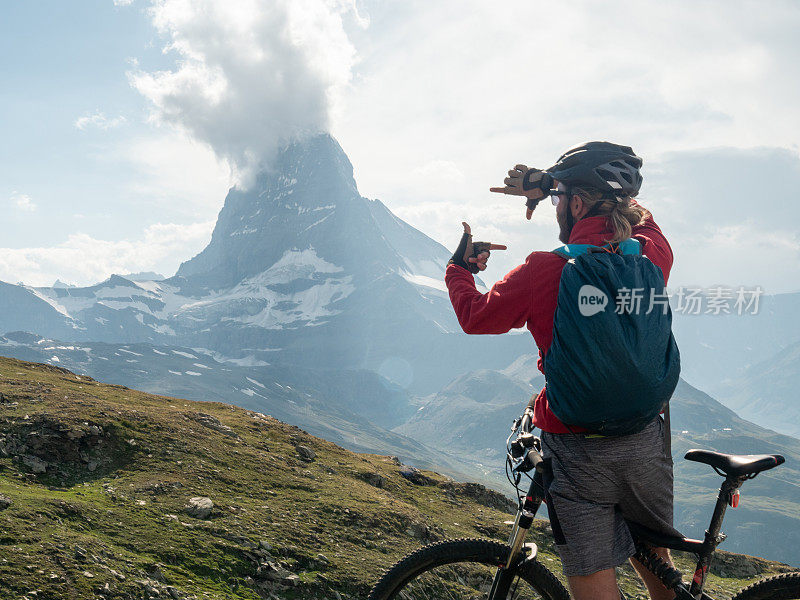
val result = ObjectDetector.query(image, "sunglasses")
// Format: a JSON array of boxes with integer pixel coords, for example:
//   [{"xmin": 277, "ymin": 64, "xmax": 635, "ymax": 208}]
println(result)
[{"xmin": 549, "ymin": 189, "xmax": 569, "ymax": 207}]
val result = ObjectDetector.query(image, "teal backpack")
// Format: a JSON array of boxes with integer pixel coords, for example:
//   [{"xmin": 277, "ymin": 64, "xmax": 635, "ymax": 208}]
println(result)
[{"xmin": 543, "ymin": 238, "xmax": 680, "ymax": 435}]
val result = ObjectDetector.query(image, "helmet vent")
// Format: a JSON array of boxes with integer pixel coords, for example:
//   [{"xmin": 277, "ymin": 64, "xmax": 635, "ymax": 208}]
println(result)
[{"xmin": 549, "ymin": 141, "xmax": 643, "ymax": 197}]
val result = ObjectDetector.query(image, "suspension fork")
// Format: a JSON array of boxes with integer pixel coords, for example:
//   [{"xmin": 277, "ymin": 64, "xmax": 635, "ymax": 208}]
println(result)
[{"xmin": 487, "ymin": 469, "xmax": 547, "ymax": 599}]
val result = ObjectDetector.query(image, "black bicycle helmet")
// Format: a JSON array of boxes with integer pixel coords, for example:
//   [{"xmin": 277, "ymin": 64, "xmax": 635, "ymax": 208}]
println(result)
[{"xmin": 547, "ymin": 141, "xmax": 643, "ymax": 198}]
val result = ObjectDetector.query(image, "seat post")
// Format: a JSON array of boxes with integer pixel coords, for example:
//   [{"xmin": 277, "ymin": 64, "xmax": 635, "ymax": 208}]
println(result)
[{"xmin": 689, "ymin": 476, "xmax": 745, "ymax": 595}]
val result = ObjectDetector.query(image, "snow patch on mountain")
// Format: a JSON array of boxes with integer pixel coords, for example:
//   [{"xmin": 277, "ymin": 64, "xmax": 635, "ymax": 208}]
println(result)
[
  {"xmin": 26, "ymin": 286, "xmax": 74, "ymax": 319},
  {"xmin": 263, "ymin": 247, "xmax": 343, "ymax": 283},
  {"xmin": 401, "ymin": 273, "xmax": 448, "ymax": 294},
  {"xmin": 227, "ymin": 273, "xmax": 355, "ymax": 329}
]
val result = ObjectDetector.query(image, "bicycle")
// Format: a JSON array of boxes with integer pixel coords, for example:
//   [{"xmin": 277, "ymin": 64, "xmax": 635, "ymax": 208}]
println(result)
[{"xmin": 367, "ymin": 408, "xmax": 800, "ymax": 600}]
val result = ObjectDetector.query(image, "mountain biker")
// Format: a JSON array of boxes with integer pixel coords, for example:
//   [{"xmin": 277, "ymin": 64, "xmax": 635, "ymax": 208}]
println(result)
[{"xmin": 445, "ymin": 142, "xmax": 678, "ymax": 600}]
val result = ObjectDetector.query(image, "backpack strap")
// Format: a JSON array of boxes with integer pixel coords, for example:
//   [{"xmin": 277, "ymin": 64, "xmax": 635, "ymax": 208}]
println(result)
[
  {"xmin": 552, "ymin": 238, "xmax": 641, "ymax": 259},
  {"xmin": 663, "ymin": 403, "xmax": 672, "ymax": 459}
]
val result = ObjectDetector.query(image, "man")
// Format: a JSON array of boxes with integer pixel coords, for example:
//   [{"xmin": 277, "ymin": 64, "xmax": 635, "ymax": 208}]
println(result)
[{"xmin": 445, "ymin": 142, "xmax": 678, "ymax": 600}]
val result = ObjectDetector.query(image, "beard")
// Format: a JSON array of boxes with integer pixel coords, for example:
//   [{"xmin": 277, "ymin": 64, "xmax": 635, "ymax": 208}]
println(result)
[{"xmin": 557, "ymin": 207, "xmax": 573, "ymax": 243}]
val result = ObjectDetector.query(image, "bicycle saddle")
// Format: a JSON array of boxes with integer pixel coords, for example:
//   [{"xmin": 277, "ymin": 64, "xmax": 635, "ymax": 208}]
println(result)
[{"xmin": 684, "ymin": 449, "xmax": 785, "ymax": 477}]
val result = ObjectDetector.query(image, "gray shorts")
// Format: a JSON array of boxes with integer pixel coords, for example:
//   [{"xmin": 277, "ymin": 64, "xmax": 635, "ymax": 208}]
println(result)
[{"xmin": 541, "ymin": 417, "xmax": 680, "ymax": 577}]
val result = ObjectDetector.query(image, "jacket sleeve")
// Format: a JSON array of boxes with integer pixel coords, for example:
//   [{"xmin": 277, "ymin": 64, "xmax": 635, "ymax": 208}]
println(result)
[
  {"xmin": 444, "ymin": 260, "xmax": 532, "ymax": 334},
  {"xmin": 631, "ymin": 205, "xmax": 674, "ymax": 284}
]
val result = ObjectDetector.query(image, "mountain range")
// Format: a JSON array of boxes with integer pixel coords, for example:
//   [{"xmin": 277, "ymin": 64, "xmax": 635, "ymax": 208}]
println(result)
[
  {"xmin": 0, "ymin": 135, "xmax": 529, "ymax": 395},
  {"xmin": 0, "ymin": 133, "xmax": 798, "ymax": 565}
]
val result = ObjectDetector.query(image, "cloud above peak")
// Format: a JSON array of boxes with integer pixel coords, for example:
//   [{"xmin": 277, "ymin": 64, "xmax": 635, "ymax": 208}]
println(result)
[{"xmin": 129, "ymin": 0, "xmax": 361, "ymax": 184}]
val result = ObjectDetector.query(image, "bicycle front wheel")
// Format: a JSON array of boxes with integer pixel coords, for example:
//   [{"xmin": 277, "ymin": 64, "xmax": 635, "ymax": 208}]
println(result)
[
  {"xmin": 367, "ymin": 537, "xmax": 569, "ymax": 600},
  {"xmin": 732, "ymin": 572, "xmax": 800, "ymax": 600}
]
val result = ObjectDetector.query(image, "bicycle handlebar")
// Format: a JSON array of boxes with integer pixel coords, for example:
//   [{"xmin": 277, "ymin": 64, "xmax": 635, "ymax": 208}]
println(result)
[{"xmin": 508, "ymin": 408, "xmax": 545, "ymax": 475}]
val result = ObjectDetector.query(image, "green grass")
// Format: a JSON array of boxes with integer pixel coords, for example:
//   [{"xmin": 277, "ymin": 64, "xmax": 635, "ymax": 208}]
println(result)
[{"xmin": 0, "ymin": 356, "xmax": 794, "ymax": 599}]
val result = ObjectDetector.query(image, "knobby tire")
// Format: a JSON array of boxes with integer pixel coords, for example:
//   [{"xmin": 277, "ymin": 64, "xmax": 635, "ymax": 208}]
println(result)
[
  {"xmin": 732, "ymin": 572, "xmax": 800, "ymax": 600},
  {"xmin": 367, "ymin": 537, "xmax": 569, "ymax": 600}
]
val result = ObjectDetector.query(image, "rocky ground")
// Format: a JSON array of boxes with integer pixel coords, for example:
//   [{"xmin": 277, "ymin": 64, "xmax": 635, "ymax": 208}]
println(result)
[{"xmin": 0, "ymin": 356, "xmax": 794, "ymax": 599}]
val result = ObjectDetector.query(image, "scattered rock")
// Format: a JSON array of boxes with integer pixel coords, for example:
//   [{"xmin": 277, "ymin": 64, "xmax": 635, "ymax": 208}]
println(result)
[
  {"xmin": 360, "ymin": 472, "xmax": 386, "ymax": 488},
  {"xmin": 74, "ymin": 545, "xmax": 88, "ymax": 560},
  {"xmin": 405, "ymin": 522, "xmax": 429, "ymax": 540},
  {"xmin": 398, "ymin": 466, "xmax": 434, "ymax": 486},
  {"xmin": 21, "ymin": 454, "xmax": 48, "ymax": 474},
  {"xmin": 295, "ymin": 445, "xmax": 316, "ymax": 462},
  {"xmin": 0, "ymin": 494, "xmax": 11, "ymax": 510},
  {"xmin": 96, "ymin": 582, "xmax": 112, "ymax": 595},
  {"xmin": 146, "ymin": 563, "xmax": 167, "ymax": 582},
  {"xmin": 67, "ymin": 428, "xmax": 86, "ymax": 440},
  {"xmin": 1, "ymin": 415, "xmax": 121, "ymax": 482},
  {"xmin": 165, "ymin": 586, "xmax": 181, "ymax": 599},
  {"xmin": 139, "ymin": 579, "xmax": 162, "ymax": 598},
  {"xmin": 259, "ymin": 540, "xmax": 273, "ymax": 551},
  {"xmin": 185, "ymin": 496, "xmax": 213, "ymax": 519},
  {"xmin": 138, "ymin": 481, "xmax": 184, "ymax": 495},
  {"xmin": 283, "ymin": 574, "xmax": 300, "ymax": 587},
  {"xmin": 710, "ymin": 550, "xmax": 769, "ymax": 578},
  {"xmin": 438, "ymin": 481, "xmax": 516, "ymax": 513},
  {"xmin": 82, "ymin": 571, "xmax": 94, "ymax": 578},
  {"xmin": 258, "ymin": 560, "xmax": 299, "ymax": 587},
  {"xmin": 187, "ymin": 413, "xmax": 238, "ymax": 438}
]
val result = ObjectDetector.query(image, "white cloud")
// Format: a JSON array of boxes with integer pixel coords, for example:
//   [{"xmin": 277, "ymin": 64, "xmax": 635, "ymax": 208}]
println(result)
[
  {"xmin": 117, "ymin": 132, "xmax": 231, "ymax": 214},
  {"xmin": 75, "ymin": 111, "xmax": 127, "ymax": 131},
  {"xmin": 0, "ymin": 221, "xmax": 214, "ymax": 287},
  {"xmin": 129, "ymin": 0, "xmax": 361, "ymax": 185},
  {"xmin": 328, "ymin": 0, "xmax": 800, "ymax": 290},
  {"xmin": 10, "ymin": 192, "xmax": 37, "ymax": 212}
]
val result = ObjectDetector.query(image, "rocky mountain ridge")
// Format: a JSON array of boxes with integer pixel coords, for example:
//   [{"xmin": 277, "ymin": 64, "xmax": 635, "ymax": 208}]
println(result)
[{"xmin": 0, "ymin": 134, "xmax": 528, "ymax": 395}]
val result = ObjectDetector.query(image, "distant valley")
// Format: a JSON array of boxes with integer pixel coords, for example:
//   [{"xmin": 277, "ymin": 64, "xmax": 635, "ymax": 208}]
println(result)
[{"xmin": 0, "ymin": 133, "xmax": 798, "ymax": 566}]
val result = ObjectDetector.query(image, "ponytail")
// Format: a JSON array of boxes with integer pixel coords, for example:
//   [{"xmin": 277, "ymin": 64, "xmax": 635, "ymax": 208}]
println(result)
[{"xmin": 572, "ymin": 187, "xmax": 650, "ymax": 244}]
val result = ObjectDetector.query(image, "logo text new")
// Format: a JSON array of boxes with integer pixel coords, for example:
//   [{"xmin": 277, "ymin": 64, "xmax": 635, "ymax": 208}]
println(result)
[{"xmin": 578, "ymin": 285, "xmax": 608, "ymax": 316}]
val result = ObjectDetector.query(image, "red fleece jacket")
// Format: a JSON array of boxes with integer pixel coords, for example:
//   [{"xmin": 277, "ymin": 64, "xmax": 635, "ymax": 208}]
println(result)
[{"xmin": 444, "ymin": 211, "xmax": 674, "ymax": 433}]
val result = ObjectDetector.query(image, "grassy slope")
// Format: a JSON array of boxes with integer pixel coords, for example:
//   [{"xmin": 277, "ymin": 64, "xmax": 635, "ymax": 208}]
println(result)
[{"xmin": 0, "ymin": 357, "xmax": 794, "ymax": 600}]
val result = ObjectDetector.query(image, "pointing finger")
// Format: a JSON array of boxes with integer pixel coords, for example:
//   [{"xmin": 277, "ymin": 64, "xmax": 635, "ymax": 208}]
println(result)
[
  {"xmin": 462, "ymin": 221, "xmax": 472, "ymax": 235},
  {"xmin": 489, "ymin": 244, "xmax": 507, "ymax": 251},
  {"xmin": 526, "ymin": 207, "xmax": 533, "ymax": 220},
  {"xmin": 489, "ymin": 187, "xmax": 512, "ymax": 194}
]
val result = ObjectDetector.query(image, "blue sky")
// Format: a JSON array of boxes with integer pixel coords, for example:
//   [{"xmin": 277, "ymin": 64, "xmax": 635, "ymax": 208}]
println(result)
[
  {"xmin": 1, "ymin": 0, "xmax": 799, "ymax": 292},
  {"xmin": 1, "ymin": 1, "xmax": 229, "ymax": 285}
]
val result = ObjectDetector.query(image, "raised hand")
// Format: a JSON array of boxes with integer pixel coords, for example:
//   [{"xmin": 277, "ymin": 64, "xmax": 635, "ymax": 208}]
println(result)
[
  {"xmin": 448, "ymin": 222, "xmax": 507, "ymax": 273},
  {"xmin": 490, "ymin": 165, "xmax": 553, "ymax": 220}
]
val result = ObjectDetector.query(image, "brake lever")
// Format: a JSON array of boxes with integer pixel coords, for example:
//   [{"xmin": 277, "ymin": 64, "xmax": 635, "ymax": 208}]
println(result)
[{"xmin": 511, "ymin": 416, "xmax": 522, "ymax": 433}]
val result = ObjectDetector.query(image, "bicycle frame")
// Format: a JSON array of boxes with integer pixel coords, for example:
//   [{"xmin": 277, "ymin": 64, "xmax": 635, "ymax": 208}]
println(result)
[
  {"xmin": 629, "ymin": 474, "xmax": 749, "ymax": 600},
  {"xmin": 494, "ymin": 447, "xmax": 751, "ymax": 600}
]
